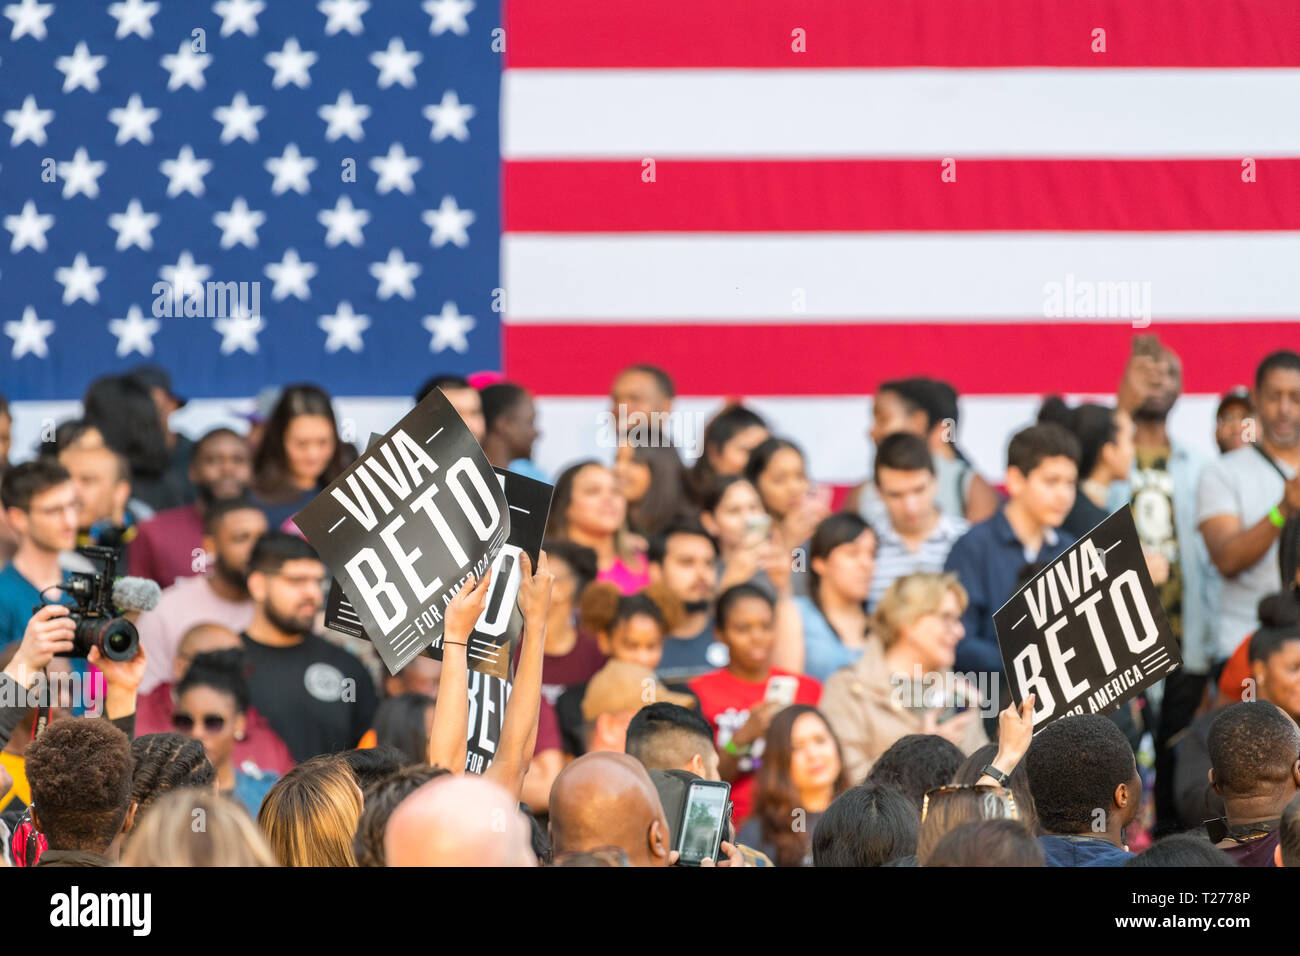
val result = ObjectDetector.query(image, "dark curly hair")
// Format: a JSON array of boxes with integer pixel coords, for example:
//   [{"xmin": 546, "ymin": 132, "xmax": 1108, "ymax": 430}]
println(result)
[
  {"xmin": 26, "ymin": 719, "xmax": 134, "ymax": 852},
  {"xmin": 129, "ymin": 733, "xmax": 217, "ymax": 821},
  {"xmin": 177, "ymin": 648, "xmax": 251, "ymax": 713},
  {"xmin": 353, "ymin": 763, "xmax": 451, "ymax": 866},
  {"xmin": 866, "ymin": 733, "xmax": 964, "ymax": 806},
  {"xmin": 1024, "ymin": 715, "xmax": 1135, "ymax": 834}
]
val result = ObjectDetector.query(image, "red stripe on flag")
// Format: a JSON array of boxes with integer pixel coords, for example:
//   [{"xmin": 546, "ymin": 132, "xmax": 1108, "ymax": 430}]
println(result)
[
  {"xmin": 506, "ymin": 0, "xmax": 1300, "ymax": 68},
  {"xmin": 505, "ymin": 159, "xmax": 1300, "ymax": 232},
  {"xmin": 504, "ymin": 322, "xmax": 1300, "ymax": 396}
]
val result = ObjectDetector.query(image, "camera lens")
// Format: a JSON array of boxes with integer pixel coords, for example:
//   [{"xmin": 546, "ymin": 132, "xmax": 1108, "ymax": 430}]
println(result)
[{"xmin": 96, "ymin": 618, "xmax": 140, "ymax": 663}]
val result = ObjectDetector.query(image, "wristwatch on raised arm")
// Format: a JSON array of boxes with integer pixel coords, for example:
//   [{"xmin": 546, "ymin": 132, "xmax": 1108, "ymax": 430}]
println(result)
[{"xmin": 981, "ymin": 764, "xmax": 1011, "ymax": 787}]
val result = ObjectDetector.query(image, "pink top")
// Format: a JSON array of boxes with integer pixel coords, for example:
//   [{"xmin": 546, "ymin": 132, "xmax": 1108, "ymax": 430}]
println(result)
[{"xmin": 597, "ymin": 554, "xmax": 650, "ymax": 595}]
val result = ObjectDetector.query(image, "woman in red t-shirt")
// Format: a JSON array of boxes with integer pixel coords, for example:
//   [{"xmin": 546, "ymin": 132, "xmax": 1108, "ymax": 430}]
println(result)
[{"xmin": 689, "ymin": 583, "xmax": 820, "ymax": 824}]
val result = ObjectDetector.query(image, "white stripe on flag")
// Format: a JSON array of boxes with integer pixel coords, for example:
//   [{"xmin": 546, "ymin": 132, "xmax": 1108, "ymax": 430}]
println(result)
[
  {"xmin": 503, "ymin": 68, "xmax": 1300, "ymax": 158},
  {"xmin": 502, "ymin": 233, "xmax": 1300, "ymax": 321}
]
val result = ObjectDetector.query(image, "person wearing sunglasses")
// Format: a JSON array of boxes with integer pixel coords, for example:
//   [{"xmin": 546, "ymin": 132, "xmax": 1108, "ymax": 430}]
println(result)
[
  {"xmin": 173, "ymin": 648, "xmax": 279, "ymax": 817},
  {"xmin": 917, "ymin": 783, "xmax": 1020, "ymax": 865}
]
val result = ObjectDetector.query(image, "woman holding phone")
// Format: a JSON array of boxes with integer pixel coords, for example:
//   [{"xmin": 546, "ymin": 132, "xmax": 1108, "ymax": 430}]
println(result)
[
  {"xmin": 818, "ymin": 572, "xmax": 988, "ymax": 785},
  {"xmin": 700, "ymin": 476, "xmax": 783, "ymax": 596},
  {"xmin": 744, "ymin": 438, "xmax": 831, "ymax": 558},
  {"xmin": 737, "ymin": 705, "xmax": 851, "ymax": 866},
  {"xmin": 690, "ymin": 584, "xmax": 821, "ymax": 825}
]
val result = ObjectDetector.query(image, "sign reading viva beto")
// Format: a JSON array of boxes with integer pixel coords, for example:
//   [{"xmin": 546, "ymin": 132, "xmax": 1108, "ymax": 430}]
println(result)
[
  {"xmin": 993, "ymin": 508, "xmax": 1181, "ymax": 729},
  {"xmin": 294, "ymin": 389, "xmax": 508, "ymax": 675},
  {"xmin": 323, "ymin": 466, "xmax": 554, "ymax": 771}
]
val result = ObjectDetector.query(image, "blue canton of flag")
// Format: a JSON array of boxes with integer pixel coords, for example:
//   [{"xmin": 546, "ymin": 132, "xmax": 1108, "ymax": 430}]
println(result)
[{"xmin": 1, "ymin": 0, "xmax": 501, "ymax": 402}]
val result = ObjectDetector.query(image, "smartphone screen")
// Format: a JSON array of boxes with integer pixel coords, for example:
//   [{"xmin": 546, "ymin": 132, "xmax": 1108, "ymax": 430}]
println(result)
[
  {"xmin": 764, "ymin": 675, "xmax": 799, "ymax": 707},
  {"xmin": 676, "ymin": 781, "xmax": 731, "ymax": 866},
  {"xmin": 743, "ymin": 513, "xmax": 771, "ymax": 546}
]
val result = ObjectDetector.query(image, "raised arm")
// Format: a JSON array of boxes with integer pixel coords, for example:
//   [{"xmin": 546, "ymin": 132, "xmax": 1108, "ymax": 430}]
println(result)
[
  {"xmin": 485, "ymin": 551, "xmax": 554, "ymax": 799},
  {"xmin": 976, "ymin": 694, "xmax": 1035, "ymax": 787},
  {"xmin": 427, "ymin": 569, "xmax": 492, "ymax": 772}
]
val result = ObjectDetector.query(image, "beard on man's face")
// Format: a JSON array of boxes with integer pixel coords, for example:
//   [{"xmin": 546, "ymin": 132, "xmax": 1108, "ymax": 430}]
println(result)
[
  {"xmin": 683, "ymin": 599, "xmax": 711, "ymax": 615},
  {"xmin": 264, "ymin": 599, "xmax": 315, "ymax": 636},
  {"xmin": 214, "ymin": 555, "xmax": 250, "ymax": 592},
  {"xmin": 1134, "ymin": 390, "xmax": 1177, "ymax": 423}
]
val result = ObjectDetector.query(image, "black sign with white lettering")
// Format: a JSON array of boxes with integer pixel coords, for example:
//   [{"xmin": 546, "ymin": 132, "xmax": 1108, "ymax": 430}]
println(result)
[
  {"xmin": 323, "ymin": 467, "xmax": 553, "ymax": 771},
  {"xmin": 294, "ymin": 389, "xmax": 508, "ymax": 675},
  {"xmin": 451, "ymin": 468, "xmax": 553, "ymax": 770},
  {"xmin": 993, "ymin": 508, "xmax": 1180, "ymax": 730}
]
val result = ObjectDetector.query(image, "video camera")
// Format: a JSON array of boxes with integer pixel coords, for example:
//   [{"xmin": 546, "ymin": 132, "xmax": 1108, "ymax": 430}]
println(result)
[{"xmin": 36, "ymin": 546, "xmax": 142, "ymax": 662}]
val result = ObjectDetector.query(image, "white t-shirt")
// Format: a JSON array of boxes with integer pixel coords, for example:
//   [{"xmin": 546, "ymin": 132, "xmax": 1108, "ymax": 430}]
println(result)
[{"xmin": 1196, "ymin": 445, "xmax": 1294, "ymax": 659}]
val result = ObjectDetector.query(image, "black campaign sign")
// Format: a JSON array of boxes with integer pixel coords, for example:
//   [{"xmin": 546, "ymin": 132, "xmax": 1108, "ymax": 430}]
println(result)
[
  {"xmin": 993, "ymin": 508, "xmax": 1180, "ymax": 730},
  {"xmin": 453, "ymin": 468, "xmax": 553, "ymax": 770},
  {"xmin": 443, "ymin": 468, "xmax": 554, "ymax": 678},
  {"xmin": 294, "ymin": 389, "xmax": 508, "ymax": 675}
]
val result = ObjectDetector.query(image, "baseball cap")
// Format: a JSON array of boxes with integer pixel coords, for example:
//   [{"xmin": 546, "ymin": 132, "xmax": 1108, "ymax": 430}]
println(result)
[
  {"xmin": 580, "ymin": 659, "xmax": 696, "ymax": 722},
  {"xmin": 233, "ymin": 386, "xmax": 282, "ymax": 426},
  {"xmin": 128, "ymin": 364, "xmax": 186, "ymax": 407}
]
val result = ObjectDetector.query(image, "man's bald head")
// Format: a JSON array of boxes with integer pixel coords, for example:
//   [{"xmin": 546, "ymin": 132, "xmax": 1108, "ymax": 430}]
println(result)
[
  {"xmin": 384, "ymin": 775, "xmax": 536, "ymax": 867},
  {"xmin": 174, "ymin": 623, "xmax": 243, "ymax": 681},
  {"xmin": 549, "ymin": 752, "xmax": 672, "ymax": 867}
]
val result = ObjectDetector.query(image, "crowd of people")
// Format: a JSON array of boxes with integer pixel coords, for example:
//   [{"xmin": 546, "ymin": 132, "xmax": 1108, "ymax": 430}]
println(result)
[{"xmin": 0, "ymin": 335, "xmax": 1298, "ymax": 867}]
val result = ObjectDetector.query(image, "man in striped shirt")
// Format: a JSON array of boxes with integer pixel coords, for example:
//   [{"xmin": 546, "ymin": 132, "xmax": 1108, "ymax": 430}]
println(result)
[{"xmin": 868, "ymin": 433, "xmax": 969, "ymax": 607}]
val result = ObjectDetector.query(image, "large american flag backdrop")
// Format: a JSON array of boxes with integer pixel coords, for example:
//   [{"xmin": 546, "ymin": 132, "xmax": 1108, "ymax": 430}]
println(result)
[{"xmin": 4, "ymin": 0, "xmax": 1300, "ymax": 484}]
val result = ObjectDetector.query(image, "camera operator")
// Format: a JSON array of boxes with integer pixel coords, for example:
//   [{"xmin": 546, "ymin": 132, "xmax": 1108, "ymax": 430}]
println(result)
[
  {"xmin": 0, "ymin": 461, "xmax": 79, "ymax": 650},
  {"xmin": 1, "ymin": 604, "xmax": 148, "ymax": 839},
  {"xmin": 58, "ymin": 442, "xmax": 147, "ymax": 574}
]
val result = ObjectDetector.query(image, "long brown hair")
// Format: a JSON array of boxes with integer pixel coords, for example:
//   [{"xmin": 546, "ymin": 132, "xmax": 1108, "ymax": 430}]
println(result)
[
  {"xmin": 753, "ymin": 705, "xmax": 851, "ymax": 866},
  {"xmin": 546, "ymin": 460, "xmax": 637, "ymax": 562},
  {"xmin": 625, "ymin": 445, "xmax": 690, "ymax": 537},
  {"xmin": 258, "ymin": 756, "xmax": 362, "ymax": 867},
  {"xmin": 252, "ymin": 384, "xmax": 348, "ymax": 501}
]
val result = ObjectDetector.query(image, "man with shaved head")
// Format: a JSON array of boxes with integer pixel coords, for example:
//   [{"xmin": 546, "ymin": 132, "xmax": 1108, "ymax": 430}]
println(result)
[
  {"xmin": 385, "ymin": 775, "xmax": 536, "ymax": 867},
  {"xmin": 548, "ymin": 751, "xmax": 673, "ymax": 867},
  {"xmin": 1208, "ymin": 701, "xmax": 1300, "ymax": 866}
]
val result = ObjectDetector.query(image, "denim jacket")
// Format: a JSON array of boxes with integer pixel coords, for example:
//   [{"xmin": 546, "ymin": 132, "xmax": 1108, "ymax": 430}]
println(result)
[{"xmin": 1107, "ymin": 441, "xmax": 1215, "ymax": 673}]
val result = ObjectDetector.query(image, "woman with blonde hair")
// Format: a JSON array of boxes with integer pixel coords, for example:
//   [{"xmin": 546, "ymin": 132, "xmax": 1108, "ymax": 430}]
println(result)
[
  {"xmin": 122, "ymin": 790, "xmax": 277, "ymax": 867},
  {"xmin": 257, "ymin": 756, "xmax": 363, "ymax": 867},
  {"xmin": 819, "ymin": 572, "xmax": 989, "ymax": 785}
]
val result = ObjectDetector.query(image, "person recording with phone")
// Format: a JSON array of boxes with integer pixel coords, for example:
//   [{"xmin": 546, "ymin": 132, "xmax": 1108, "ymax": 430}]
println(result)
[
  {"xmin": 690, "ymin": 584, "xmax": 821, "ymax": 825},
  {"xmin": 743, "ymin": 437, "xmax": 829, "ymax": 597},
  {"xmin": 700, "ymin": 476, "xmax": 782, "ymax": 596}
]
